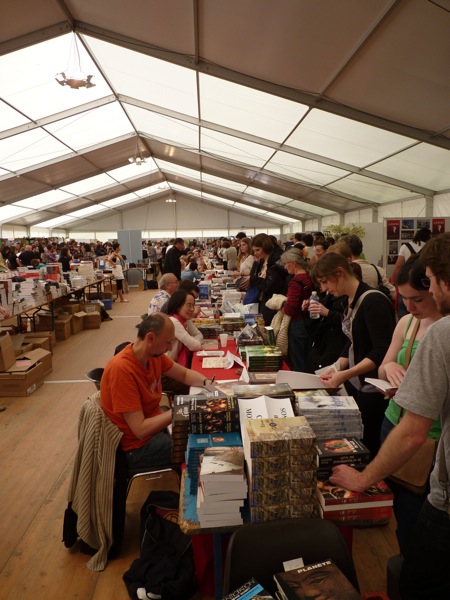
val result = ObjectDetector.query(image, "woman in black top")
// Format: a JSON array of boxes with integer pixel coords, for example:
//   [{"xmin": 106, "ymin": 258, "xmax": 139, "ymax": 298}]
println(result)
[
  {"xmin": 314, "ymin": 252, "xmax": 396, "ymax": 457},
  {"xmin": 249, "ymin": 233, "xmax": 287, "ymax": 325}
]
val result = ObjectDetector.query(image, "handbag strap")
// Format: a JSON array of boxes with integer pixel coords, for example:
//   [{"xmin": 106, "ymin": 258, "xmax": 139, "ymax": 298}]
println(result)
[
  {"xmin": 403, "ymin": 317, "xmax": 420, "ymax": 370},
  {"xmin": 438, "ymin": 440, "xmax": 450, "ymax": 514}
]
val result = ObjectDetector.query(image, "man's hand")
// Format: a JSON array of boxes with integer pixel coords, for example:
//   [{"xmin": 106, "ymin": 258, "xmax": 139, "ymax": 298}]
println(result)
[{"xmin": 329, "ymin": 464, "xmax": 368, "ymax": 493}]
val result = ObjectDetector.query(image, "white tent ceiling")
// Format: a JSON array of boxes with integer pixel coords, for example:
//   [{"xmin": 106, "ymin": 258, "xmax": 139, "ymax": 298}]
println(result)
[{"xmin": 1, "ymin": 0, "xmax": 449, "ymax": 232}]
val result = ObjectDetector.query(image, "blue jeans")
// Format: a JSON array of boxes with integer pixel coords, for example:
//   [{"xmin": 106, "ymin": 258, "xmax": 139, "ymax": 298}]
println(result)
[
  {"xmin": 287, "ymin": 319, "xmax": 310, "ymax": 372},
  {"xmin": 380, "ymin": 417, "xmax": 430, "ymax": 556},
  {"xmin": 125, "ymin": 430, "xmax": 172, "ymax": 470},
  {"xmin": 400, "ymin": 499, "xmax": 450, "ymax": 599}
]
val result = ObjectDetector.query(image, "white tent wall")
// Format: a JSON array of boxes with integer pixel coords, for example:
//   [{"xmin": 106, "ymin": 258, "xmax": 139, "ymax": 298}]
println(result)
[
  {"xmin": 435, "ymin": 193, "xmax": 450, "ymax": 217},
  {"xmin": 67, "ymin": 196, "xmax": 281, "ymax": 236}
]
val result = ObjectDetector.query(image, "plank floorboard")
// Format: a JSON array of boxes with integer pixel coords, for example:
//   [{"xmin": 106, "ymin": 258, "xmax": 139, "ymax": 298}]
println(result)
[{"xmin": 0, "ymin": 289, "xmax": 399, "ymax": 599}]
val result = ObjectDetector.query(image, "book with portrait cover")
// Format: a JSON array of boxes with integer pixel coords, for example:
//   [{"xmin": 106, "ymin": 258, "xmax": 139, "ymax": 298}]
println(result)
[{"xmin": 274, "ymin": 559, "xmax": 361, "ymax": 599}]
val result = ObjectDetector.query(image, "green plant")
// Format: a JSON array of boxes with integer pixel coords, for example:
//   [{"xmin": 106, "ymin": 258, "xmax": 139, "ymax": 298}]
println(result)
[{"xmin": 323, "ymin": 223, "xmax": 366, "ymax": 239}]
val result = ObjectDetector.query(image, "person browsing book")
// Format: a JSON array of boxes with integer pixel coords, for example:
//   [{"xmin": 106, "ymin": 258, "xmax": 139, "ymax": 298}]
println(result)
[
  {"xmin": 315, "ymin": 252, "xmax": 396, "ymax": 457},
  {"xmin": 329, "ymin": 233, "xmax": 450, "ymax": 600},
  {"xmin": 377, "ymin": 254, "xmax": 442, "ymax": 555}
]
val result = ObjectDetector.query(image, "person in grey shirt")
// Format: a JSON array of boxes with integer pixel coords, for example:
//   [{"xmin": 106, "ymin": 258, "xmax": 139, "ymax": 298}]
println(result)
[{"xmin": 330, "ymin": 232, "xmax": 450, "ymax": 600}]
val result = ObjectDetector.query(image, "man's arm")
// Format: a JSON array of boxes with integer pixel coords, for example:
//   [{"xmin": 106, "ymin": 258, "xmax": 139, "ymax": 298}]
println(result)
[
  {"xmin": 330, "ymin": 410, "xmax": 433, "ymax": 492},
  {"xmin": 165, "ymin": 361, "xmax": 213, "ymax": 388},
  {"xmin": 123, "ymin": 409, "xmax": 172, "ymax": 440}
]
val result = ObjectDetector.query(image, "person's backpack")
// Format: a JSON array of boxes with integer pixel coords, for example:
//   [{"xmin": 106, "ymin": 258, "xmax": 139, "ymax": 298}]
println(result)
[
  {"xmin": 404, "ymin": 242, "xmax": 417, "ymax": 255},
  {"xmin": 123, "ymin": 491, "xmax": 197, "ymax": 600},
  {"xmin": 371, "ymin": 264, "xmax": 393, "ymax": 301}
]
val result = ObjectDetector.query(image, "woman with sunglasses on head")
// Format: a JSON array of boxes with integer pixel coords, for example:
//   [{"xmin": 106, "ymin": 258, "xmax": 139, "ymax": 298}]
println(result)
[
  {"xmin": 378, "ymin": 255, "xmax": 442, "ymax": 555},
  {"xmin": 315, "ymin": 252, "xmax": 396, "ymax": 457}
]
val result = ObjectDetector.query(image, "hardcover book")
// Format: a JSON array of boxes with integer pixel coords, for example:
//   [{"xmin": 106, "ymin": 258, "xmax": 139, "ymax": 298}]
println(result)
[
  {"xmin": 316, "ymin": 438, "xmax": 370, "ymax": 467},
  {"xmin": 274, "ymin": 559, "xmax": 360, "ymax": 599},
  {"xmin": 317, "ymin": 479, "xmax": 394, "ymax": 511}
]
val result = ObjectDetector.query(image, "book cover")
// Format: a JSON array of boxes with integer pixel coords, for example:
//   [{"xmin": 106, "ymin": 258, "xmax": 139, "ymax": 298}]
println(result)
[
  {"xmin": 316, "ymin": 438, "xmax": 370, "ymax": 466},
  {"xmin": 297, "ymin": 395, "xmax": 360, "ymax": 415},
  {"xmin": 248, "ymin": 371, "xmax": 278, "ymax": 384},
  {"xmin": 243, "ymin": 417, "xmax": 316, "ymax": 458},
  {"xmin": 317, "ymin": 479, "xmax": 394, "ymax": 510},
  {"xmin": 222, "ymin": 577, "xmax": 275, "ymax": 600},
  {"xmin": 274, "ymin": 559, "xmax": 360, "ymax": 600},
  {"xmin": 199, "ymin": 446, "xmax": 246, "ymax": 482}
]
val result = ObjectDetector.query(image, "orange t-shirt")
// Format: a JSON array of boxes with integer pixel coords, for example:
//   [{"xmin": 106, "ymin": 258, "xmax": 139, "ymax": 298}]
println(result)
[{"xmin": 101, "ymin": 344, "xmax": 174, "ymax": 451}]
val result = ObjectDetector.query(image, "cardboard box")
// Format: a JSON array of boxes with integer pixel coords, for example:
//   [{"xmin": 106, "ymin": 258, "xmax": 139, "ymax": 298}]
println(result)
[
  {"xmin": 16, "ymin": 348, "xmax": 52, "ymax": 377},
  {"xmin": 0, "ymin": 361, "xmax": 45, "ymax": 396},
  {"xmin": 0, "ymin": 334, "xmax": 16, "ymax": 371},
  {"xmin": 101, "ymin": 291, "xmax": 113, "ymax": 300},
  {"xmin": 83, "ymin": 312, "xmax": 101, "ymax": 329},
  {"xmin": 59, "ymin": 303, "xmax": 81, "ymax": 315},
  {"xmin": 55, "ymin": 315, "xmax": 72, "ymax": 341},
  {"xmin": 80, "ymin": 302, "xmax": 102, "ymax": 314},
  {"xmin": 14, "ymin": 343, "xmax": 34, "ymax": 357},
  {"xmin": 24, "ymin": 331, "xmax": 55, "ymax": 351},
  {"xmin": 71, "ymin": 313, "xmax": 84, "ymax": 335},
  {"xmin": 23, "ymin": 336, "xmax": 51, "ymax": 352}
]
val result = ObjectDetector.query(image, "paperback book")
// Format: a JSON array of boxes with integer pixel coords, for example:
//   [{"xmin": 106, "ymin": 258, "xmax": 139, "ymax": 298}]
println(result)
[
  {"xmin": 221, "ymin": 577, "xmax": 274, "ymax": 599},
  {"xmin": 237, "ymin": 395, "xmax": 294, "ymax": 422},
  {"xmin": 199, "ymin": 446, "xmax": 246, "ymax": 483}
]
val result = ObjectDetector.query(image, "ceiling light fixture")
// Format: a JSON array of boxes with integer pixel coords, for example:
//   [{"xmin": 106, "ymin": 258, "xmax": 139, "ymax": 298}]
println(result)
[
  {"xmin": 165, "ymin": 198, "xmax": 176, "ymax": 203},
  {"xmin": 128, "ymin": 138, "xmax": 147, "ymax": 165},
  {"xmin": 55, "ymin": 34, "xmax": 95, "ymax": 90}
]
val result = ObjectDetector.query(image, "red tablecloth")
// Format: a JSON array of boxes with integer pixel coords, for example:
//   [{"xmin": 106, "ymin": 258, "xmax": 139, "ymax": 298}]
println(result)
[{"xmin": 191, "ymin": 339, "xmax": 243, "ymax": 380}]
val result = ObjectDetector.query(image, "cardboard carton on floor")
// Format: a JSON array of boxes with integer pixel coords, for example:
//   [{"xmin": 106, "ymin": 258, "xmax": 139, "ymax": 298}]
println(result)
[
  {"xmin": 0, "ymin": 334, "xmax": 16, "ymax": 371},
  {"xmin": 83, "ymin": 312, "xmax": 101, "ymax": 329},
  {"xmin": 23, "ymin": 331, "xmax": 55, "ymax": 352},
  {"xmin": 16, "ymin": 348, "xmax": 53, "ymax": 377},
  {"xmin": 71, "ymin": 312, "xmax": 84, "ymax": 335},
  {"xmin": 54, "ymin": 315, "xmax": 72, "ymax": 341},
  {"xmin": 0, "ymin": 359, "xmax": 45, "ymax": 397}
]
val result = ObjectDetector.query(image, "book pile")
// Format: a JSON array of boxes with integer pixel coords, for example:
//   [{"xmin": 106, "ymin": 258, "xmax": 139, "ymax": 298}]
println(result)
[
  {"xmin": 196, "ymin": 324, "xmax": 223, "ymax": 339},
  {"xmin": 296, "ymin": 395, "xmax": 364, "ymax": 440},
  {"xmin": 185, "ymin": 431, "xmax": 242, "ymax": 494},
  {"xmin": 315, "ymin": 437, "xmax": 370, "ymax": 481},
  {"xmin": 189, "ymin": 395, "xmax": 240, "ymax": 434},
  {"xmin": 222, "ymin": 577, "xmax": 274, "ymax": 599},
  {"xmin": 274, "ymin": 559, "xmax": 360, "ymax": 600},
  {"xmin": 241, "ymin": 417, "xmax": 320, "ymax": 523},
  {"xmin": 171, "ymin": 395, "xmax": 191, "ymax": 465},
  {"xmin": 317, "ymin": 479, "xmax": 394, "ymax": 526},
  {"xmin": 196, "ymin": 446, "xmax": 247, "ymax": 528},
  {"xmin": 245, "ymin": 346, "xmax": 284, "ymax": 372},
  {"xmin": 219, "ymin": 314, "xmax": 245, "ymax": 333}
]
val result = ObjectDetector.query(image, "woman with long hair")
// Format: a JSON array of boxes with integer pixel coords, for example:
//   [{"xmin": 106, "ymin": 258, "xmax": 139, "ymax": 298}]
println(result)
[
  {"xmin": 279, "ymin": 248, "xmax": 314, "ymax": 372},
  {"xmin": 378, "ymin": 255, "xmax": 442, "ymax": 555},
  {"xmin": 234, "ymin": 237, "xmax": 255, "ymax": 291},
  {"xmin": 107, "ymin": 242, "xmax": 128, "ymax": 303},
  {"xmin": 248, "ymin": 233, "xmax": 287, "ymax": 324},
  {"xmin": 315, "ymin": 252, "xmax": 396, "ymax": 457}
]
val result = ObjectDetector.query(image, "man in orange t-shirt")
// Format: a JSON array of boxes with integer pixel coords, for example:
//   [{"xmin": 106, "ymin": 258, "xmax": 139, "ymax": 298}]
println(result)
[{"xmin": 101, "ymin": 313, "xmax": 213, "ymax": 469}]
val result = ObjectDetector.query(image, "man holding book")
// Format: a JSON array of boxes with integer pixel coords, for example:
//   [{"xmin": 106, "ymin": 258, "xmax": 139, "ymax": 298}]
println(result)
[{"xmin": 330, "ymin": 233, "xmax": 450, "ymax": 600}]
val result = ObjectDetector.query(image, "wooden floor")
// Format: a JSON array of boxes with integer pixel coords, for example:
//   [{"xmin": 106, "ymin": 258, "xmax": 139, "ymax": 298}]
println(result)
[{"xmin": 0, "ymin": 289, "xmax": 399, "ymax": 600}]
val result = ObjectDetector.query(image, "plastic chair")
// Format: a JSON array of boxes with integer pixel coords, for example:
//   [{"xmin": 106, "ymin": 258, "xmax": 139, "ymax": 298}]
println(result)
[
  {"xmin": 126, "ymin": 464, "xmax": 180, "ymax": 497},
  {"xmin": 222, "ymin": 518, "xmax": 360, "ymax": 597},
  {"xmin": 85, "ymin": 367, "xmax": 104, "ymax": 391}
]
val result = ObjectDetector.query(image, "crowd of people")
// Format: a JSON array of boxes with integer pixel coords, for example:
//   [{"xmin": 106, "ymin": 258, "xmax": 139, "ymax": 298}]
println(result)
[{"xmin": 3, "ymin": 227, "xmax": 449, "ymax": 598}]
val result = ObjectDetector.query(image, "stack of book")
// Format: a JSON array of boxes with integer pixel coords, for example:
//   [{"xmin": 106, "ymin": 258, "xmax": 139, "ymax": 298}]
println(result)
[
  {"xmin": 185, "ymin": 431, "xmax": 242, "ymax": 494},
  {"xmin": 171, "ymin": 395, "xmax": 192, "ymax": 465},
  {"xmin": 316, "ymin": 479, "xmax": 394, "ymax": 526},
  {"xmin": 315, "ymin": 437, "xmax": 371, "ymax": 481},
  {"xmin": 242, "ymin": 416, "xmax": 320, "ymax": 523},
  {"xmin": 189, "ymin": 395, "xmax": 240, "ymax": 434},
  {"xmin": 296, "ymin": 395, "xmax": 364, "ymax": 440},
  {"xmin": 274, "ymin": 559, "xmax": 361, "ymax": 600},
  {"xmin": 240, "ymin": 345, "xmax": 284, "ymax": 371},
  {"xmin": 196, "ymin": 446, "xmax": 247, "ymax": 528}
]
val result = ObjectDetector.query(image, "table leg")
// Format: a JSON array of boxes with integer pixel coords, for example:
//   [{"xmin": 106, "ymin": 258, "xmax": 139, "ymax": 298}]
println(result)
[{"xmin": 213, "ymin": 533, "xmax": 223, "ymax": 600}]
